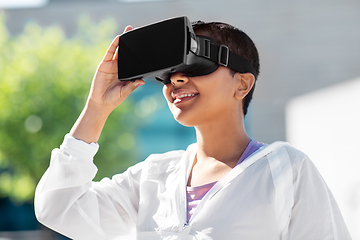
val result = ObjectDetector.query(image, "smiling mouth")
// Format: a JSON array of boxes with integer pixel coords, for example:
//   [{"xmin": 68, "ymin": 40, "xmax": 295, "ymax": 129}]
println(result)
[{"xmin": 173, "ymin": 93, "xmax": 198, "ymax": 104}]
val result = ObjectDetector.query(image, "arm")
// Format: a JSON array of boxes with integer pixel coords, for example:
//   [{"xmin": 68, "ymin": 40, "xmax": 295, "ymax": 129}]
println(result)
[
  {"xmin": 35, "ymin": 27, "xmax": 144, "ymax": 239},
  {"xmin": 35, "ymin": 135, "xmax": 143, "ymax": 239}
]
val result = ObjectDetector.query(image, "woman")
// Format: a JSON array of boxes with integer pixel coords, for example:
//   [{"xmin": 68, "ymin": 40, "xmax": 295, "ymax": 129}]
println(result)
[{"xmin": 35, "ymin": 20, "xmax": 351, "ymax": 240}]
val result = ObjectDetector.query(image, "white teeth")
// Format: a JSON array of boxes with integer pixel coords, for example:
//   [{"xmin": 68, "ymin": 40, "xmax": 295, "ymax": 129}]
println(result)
[{"xmin": 178, "ymin": 94, "xmax": 195, "ymax": 99}]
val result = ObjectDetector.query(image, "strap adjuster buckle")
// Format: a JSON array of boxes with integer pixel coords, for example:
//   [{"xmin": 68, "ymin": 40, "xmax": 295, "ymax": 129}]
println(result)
[
  {"xmin": 218, "ymin": 45, "xmax": 229, "ymax": 67},
  {"xmin": 204, "ymin": 39, "xmax": 211, "ymax": 58}
]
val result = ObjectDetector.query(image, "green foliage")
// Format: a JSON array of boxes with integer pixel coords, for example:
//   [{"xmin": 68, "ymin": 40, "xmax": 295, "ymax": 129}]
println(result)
[{"xmin": 0, "ymin": 14, "xmax": 138, "ymax": 203}]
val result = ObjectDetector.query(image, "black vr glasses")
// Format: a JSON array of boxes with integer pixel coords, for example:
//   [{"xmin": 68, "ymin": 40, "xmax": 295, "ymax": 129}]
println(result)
[{"xmin": 117, "ymin": 16, "xmax": 256, "ymax": 84}]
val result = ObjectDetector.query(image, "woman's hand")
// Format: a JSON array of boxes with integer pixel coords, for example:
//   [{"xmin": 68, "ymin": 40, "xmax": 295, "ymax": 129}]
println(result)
[
  {"xmin": 87, "ymin": 26, "xmax": 144, "ymax": 115},
  {"xmin": 70, "ymin": 26, "xmax": 144, "ymax": 143}
]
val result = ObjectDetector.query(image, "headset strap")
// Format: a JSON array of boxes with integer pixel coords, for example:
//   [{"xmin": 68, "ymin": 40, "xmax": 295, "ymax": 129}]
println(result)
[{"xmin": 197, "ymin": 36, "xmax": 257, "ymax": 79}]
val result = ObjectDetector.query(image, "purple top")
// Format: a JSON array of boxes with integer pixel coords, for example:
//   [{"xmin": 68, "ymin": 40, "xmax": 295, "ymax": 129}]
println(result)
[{"xmin": 186, "ymin": 140, "xmax": 266, "ymax": 222}]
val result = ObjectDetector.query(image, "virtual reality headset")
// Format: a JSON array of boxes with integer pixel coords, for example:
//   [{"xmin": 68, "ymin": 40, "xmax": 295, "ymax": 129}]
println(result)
[{"xmin": 118, "ymin": 16, "xmax": 256, "ymax": 84}]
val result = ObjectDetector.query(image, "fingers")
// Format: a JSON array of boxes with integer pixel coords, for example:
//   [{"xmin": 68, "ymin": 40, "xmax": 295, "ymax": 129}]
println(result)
[
  {"xmin": 113, "ymin": 26, "xmax": 133, "ymax": 60},
  {"xmin": 113, "ymin": 45, "xmax": 119, "ymax": 61},
  {"xmin": 103, "ymin": 35, "xmax": 120, "ymax": 62},
  {"xmin": 124, "ymin": 25, "xmax": 133, "ymax": 32}
]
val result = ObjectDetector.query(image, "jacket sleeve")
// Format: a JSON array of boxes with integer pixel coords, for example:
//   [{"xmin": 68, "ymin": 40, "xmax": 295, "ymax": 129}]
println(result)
[
  {"xmin": 34, "ymin": 134, "xmax": 142, "ymax": 240},
  {"xmin": 287, "ymin": 148, "xmax": 352, "ymax": 240}
]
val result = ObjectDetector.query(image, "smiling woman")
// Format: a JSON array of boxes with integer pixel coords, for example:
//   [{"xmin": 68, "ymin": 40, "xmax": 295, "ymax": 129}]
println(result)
[
  {"xmin": 34, "ymin": 17, "xmax": 352, "ymax": 240},
  {"xmin": 162, "ymin": 67, "xmax": 253, "ymax": 129}
]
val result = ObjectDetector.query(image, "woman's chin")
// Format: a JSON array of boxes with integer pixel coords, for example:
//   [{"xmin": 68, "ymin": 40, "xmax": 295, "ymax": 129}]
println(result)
[{"xmin": 172, "ymin": 112, "xmax": 196, "ymax": 127}]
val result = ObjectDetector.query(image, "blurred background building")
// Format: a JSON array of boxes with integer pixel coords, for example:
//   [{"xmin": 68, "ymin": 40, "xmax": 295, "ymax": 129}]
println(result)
[{"xmin": 1, "ymin": 0, "xmax": 359, "ymax": 239}]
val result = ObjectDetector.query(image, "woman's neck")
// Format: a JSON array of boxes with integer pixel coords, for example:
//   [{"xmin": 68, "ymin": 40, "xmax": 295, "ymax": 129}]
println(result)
[
  {"xmin": 187, "ymin": 119, "xmax": 250, "ymax": 187},
  {"xmin": 194, "ymin": 118, "xmax": 251, "ymax": 166}
]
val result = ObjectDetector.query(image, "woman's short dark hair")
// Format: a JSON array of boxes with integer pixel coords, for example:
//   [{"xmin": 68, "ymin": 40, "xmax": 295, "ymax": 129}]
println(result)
[{"xmin": 193, "ymin": 21, "xmax": 260, "ymax": 116}]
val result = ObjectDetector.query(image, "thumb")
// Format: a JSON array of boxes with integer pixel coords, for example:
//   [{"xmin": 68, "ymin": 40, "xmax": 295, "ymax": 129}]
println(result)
[
  {"xmin": 123, "ymin": 79, "xmax": 145, "ymax": 94},
  {"xmin": 132, "ymin": 79, "xmax": 145, "ymax": 88},
  {"xmin": 120, "ymin": 79, "xmax": 145, "ymax": 100}
]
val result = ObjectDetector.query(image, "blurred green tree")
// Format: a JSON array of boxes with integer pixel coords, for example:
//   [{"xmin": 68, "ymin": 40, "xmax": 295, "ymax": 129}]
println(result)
[{"xmin": 0, "ymin": 14, "xmax": 138, "ymax": 203}]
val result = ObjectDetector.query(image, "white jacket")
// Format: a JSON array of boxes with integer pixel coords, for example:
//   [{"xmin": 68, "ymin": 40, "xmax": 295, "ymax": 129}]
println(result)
[{"xmin": 35, "ymin": 135, "xmax": 351, "ymax": 240}]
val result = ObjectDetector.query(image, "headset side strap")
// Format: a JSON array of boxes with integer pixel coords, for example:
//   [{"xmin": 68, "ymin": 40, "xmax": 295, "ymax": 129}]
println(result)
[{"xmin": 197, "ymin": 36, "xmax": 257, "ymax": 78}]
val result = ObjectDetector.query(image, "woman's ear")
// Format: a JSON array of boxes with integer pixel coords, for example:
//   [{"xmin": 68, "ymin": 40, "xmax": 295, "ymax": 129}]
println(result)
[{"xmin": 234, "ymin": 73, "xmax": 255, "ymax": 100}]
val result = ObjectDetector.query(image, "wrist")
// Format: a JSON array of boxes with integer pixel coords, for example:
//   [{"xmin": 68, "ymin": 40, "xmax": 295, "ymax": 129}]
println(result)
[
  {"xmin": 84, "ymin": 95, "xmax": 116, "ymax": 118},
  {"xmin": 70, "ymin": 103, "xmax": 110, "ymax": 144},
  {"xmin": 85, "ymin": 99, "xmax": 113, "ymax": 117}
]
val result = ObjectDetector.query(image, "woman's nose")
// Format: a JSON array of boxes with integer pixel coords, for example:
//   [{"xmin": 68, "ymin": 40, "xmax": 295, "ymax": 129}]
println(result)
[{"xmin": 170, "ymin": 72, "xmax": 189, "ymax": 86}]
